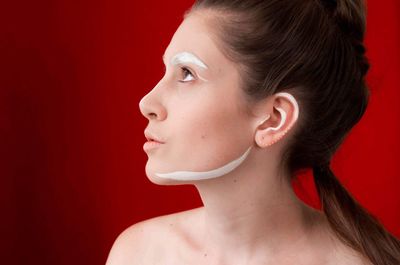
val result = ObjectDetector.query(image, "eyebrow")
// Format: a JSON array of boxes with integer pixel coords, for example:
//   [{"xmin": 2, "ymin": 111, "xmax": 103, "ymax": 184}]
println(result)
[{"xmin": 163, "ymin": 51, "xmax": 208, "ymax": 70}]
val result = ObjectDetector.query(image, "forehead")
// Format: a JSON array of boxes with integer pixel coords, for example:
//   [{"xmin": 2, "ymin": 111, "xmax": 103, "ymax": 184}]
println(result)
[
  {"xmin": 163, "ymin": 12, "xmax": 250, "ymax": 114},
  {"xmin": 163, "ymin": 12, "xmax": 233, "ymax": 73}
]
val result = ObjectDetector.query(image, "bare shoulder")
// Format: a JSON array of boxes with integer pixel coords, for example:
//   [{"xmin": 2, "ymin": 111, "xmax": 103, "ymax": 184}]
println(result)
[
  {"xmin": 329, "ymin": 244, "xmax": 373, "ymax": 265},
  {"xmin": 325, "ymin": 230, "xmax": 373, "ymax": 265},
  {"xmin": 302, "ymin": 210, "xmax": 372, "ymax": 265},
  {"xmin": 105, "ymin": 207, "xmax": 203, "ymax": 265},
  {"xmin": 105, "ymin": 217, "xmax": 162, "ymax": 265}
]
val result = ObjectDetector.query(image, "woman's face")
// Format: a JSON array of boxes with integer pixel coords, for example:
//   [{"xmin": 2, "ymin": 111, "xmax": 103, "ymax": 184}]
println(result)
[{"xmin": 139, "ymin": 11, "xmax": 256, "ymax": 184}]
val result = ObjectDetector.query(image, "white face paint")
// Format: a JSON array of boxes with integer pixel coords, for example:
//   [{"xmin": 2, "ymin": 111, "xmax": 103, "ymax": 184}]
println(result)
[
  {"xmin": 155, "ymin": 146, "xmax": 253, "ymax": 181},
  {"xmin": 165, "ymin": 51, "xmax": 209, "ymax": 82},
  {"xmin": 154, "ymin": 92, "xmax": 299, "ymax": 181},
  {"xmin": 170, "ymin": 51, "xmax": 208, "ymax": 69}
]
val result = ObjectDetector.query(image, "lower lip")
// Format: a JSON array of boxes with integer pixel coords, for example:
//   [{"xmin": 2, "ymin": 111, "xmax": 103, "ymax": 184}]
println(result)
[{"xmin": 143, "ymin": 141, "xmax": 164, "ymax": 151}]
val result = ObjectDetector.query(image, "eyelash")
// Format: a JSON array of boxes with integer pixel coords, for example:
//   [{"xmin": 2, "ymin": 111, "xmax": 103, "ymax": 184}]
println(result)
[
  {"xmin": 178, "ymin": 66, "xmax": 195, "ymax": 83},
  {"xmin": 162, "ymin": 65, "xmax": 196, "ymax": 83}
]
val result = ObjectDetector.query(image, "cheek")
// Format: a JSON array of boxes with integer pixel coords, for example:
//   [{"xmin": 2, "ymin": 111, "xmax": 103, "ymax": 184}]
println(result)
[
  {"xmin": 178, "ymin": 108, "xmax": 245, "ymax": 162},
  {"xmin": 172, "ymin": 96, "xmax": 220, "ymax": 143},
  {"xmin": 166, "ymin": 85, "xmax": 251, "ymax": 167},
  {"xmin": 178, "ymin": 92, "xmax": 247, "ymax": 147},
  {"xmin": 186, "ymin": 108, "xmax": 225, "ymax": 142}
]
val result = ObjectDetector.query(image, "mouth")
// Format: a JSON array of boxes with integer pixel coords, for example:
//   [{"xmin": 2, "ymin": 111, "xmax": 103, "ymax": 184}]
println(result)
[
  {"xmin": 147, "ymin": 139, "xmax": 163, "ymax": 144},
  {"xmin": 143, "ymin": 139, "xmax": 164, "ymax": 152},
  {"xmin": 145, "ymin": 137, "xmax": 164, "ymax": 144},
  {"xmin": 144, "ymin": 131, "xmax": 165, "ymax": 144}
]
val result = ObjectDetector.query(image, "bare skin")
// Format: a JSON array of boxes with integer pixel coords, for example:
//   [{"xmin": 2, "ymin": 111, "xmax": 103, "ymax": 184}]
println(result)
[
  {"xmin": 107, "ymin": 9, "xmax": 373, "ymax": 265},
  {"xmin": 106, "ymin": 206, "xmax": 371, "ymax": 265}
]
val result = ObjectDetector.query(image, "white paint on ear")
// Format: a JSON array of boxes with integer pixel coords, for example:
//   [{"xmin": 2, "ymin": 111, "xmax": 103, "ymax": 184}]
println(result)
[
  {"xmin": 260, "ymin": 92, "xmax": 299, "ymax": 132},
  {"xmin": 152, "ymin": 92, "xmax": 299, "ymax": 182},
  {"xmin": 276, "ymin": 92, "xmax": 299, "ymax": 123},
  {"xmin": 266, "ymin": 107, "xmax": 286, "ymax": 132}
]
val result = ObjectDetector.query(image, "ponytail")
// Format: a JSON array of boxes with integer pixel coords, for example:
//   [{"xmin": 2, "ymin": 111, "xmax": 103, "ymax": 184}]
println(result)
[
  {"xmin": 313, "ymin": 164, "xmax": 400, "ymax": 264},
  {"xmin": 188, "ymin": 0, "xmax": 400, "ymax": 263}
]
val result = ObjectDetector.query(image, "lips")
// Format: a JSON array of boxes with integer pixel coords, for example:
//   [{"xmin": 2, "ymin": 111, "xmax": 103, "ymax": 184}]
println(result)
[
  {"xmin": 147, "ymin": 139, "xmax": 163, "ymax": 144},
  {"xmin": 144, "ymin": 130, "xmax": 165, "ymax": 144}
]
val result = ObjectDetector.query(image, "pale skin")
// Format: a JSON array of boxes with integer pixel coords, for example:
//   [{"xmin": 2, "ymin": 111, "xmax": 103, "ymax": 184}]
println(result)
[{"xmin": 106, "ymin": 10, "xmax": 372, "ymax": 265}]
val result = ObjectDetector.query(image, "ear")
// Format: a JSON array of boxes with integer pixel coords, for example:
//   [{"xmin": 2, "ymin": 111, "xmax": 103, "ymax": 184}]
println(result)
[{"xmin": 254, "ymin": 92, "xmax": 299, "ymax": 148}]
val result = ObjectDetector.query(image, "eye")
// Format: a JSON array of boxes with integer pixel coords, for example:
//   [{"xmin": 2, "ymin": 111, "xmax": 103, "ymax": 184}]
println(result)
[{"xmin": 178, "ymin": 67, "xmax": 195, "ymax": 83}]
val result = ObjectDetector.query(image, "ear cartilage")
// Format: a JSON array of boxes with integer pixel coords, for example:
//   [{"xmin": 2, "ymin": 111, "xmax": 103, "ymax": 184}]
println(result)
[
  {"xmin": 274, "ymin": 92, "xmax": 299, "ymax": 122},
  {"xmin": 263, "ymin": 92, "xmax": 299, "ymax": 146},
  {"xmin": 264, "ymin": 91, "xmax": 299, "ymax": 132},
  {"xmin": 265, "ymin": 107, "xmax": 286, "ymax": 132}
]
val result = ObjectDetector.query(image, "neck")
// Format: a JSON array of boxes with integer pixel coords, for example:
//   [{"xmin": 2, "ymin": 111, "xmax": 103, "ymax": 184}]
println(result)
[{"xmin": 193, "ymin": 149, "xmax": 320, "ymax": 262}]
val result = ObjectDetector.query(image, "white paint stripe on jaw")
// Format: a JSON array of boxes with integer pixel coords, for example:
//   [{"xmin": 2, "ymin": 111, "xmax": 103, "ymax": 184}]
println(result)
[
  {"xmin": 154, "ymin": 146, "xmax": 252, "ymax": 181},
  {"xmin": 171, "ymin": 51, "xmax": 208, "ymax": 70}
]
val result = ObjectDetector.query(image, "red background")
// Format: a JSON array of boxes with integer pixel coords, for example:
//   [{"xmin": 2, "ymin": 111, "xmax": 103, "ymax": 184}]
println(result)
[{"xmin": 1, "ymin": 0, "xmax": 399, "ymax": 264}]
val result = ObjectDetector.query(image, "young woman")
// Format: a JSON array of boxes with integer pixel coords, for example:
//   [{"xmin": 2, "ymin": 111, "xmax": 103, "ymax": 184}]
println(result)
[{"xmin": 107, "ymin": 0, "xmax": 400, "ymax": 264}]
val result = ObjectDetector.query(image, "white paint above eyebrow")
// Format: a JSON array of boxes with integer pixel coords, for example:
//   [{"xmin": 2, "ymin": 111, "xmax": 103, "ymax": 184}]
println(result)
[{"xmin": 170, "ymin": 51, "xmax": 208, "ymax": 69}]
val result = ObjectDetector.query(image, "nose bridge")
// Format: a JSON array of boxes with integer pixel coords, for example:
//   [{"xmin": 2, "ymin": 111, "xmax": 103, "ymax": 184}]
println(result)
[{"xmin": 138, "ymin": 79, "xmax": 166, "ymax": 120}]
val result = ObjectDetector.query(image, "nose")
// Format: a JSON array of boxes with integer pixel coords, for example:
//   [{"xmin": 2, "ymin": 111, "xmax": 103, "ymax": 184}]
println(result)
[{"xmin": 138, "ymin": 84, "xmax": 167, "ymax": 121}]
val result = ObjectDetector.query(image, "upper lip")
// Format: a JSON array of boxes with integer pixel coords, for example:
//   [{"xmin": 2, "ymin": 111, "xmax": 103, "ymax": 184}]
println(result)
[{"xmin": 144, "ymin": 130, "xmax": 165, "ymax": 143}]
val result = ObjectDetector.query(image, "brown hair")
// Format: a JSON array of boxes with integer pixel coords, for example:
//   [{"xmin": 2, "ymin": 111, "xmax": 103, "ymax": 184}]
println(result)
[{"xmin": 186, "ymin": 0, "xmax": 400, "ymax": 264}]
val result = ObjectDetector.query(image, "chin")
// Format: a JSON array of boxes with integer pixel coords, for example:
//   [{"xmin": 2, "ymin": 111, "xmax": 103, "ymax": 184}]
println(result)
[
  {"xmin": 144, "ymin": 166, "xmax": 188, "ymax": 186},
  {"xmin": 146, "ymin": 175, "xmax": 192, "ymax": 186},
  {"xmin": 147, "ymin": 175, "xmax": 174, "ymax": 185}
]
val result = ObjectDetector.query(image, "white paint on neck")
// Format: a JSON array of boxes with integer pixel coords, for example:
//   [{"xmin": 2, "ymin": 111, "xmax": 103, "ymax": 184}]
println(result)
[{"xmin": 155, "ymin": 146, "xmax": 252, "ymax": 181}]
